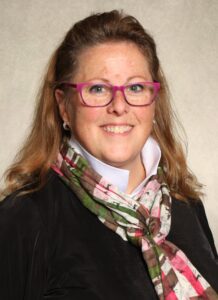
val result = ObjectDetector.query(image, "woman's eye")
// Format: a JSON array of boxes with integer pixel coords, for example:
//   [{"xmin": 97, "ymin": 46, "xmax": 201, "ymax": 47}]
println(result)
[
  {"xmin": 89, "ymin": 84, "xmax": 105, "ymax": 94},
  {"xmin": 128, "ymin": 84, "xmax": 144, "ymax": 92}
]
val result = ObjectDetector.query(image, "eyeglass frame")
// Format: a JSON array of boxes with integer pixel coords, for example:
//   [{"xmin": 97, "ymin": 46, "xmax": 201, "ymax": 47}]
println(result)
[{"xmin": 57, "ymin": 81, "xmax": 160, "ymax": 107}]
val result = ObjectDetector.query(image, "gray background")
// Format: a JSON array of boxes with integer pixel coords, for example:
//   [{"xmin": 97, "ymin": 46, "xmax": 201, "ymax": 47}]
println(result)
[{"xmin": 0, "ymin": 0, "xmax": 217, "ymax": 247}]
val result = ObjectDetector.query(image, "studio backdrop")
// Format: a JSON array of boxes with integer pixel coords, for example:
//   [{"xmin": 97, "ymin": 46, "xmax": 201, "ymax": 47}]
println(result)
[{"xmin": 0, "ymin": 0, "xmax": 217, "ymax": 247}]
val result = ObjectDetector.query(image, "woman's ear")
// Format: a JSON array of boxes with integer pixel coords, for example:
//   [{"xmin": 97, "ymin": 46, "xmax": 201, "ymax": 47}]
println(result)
[{"xmin": 55, "ymin": 89, "xmax": 70, "ymax": 125}]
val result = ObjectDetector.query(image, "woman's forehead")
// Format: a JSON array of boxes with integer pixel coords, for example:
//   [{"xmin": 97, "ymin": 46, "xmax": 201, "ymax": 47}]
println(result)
[{"xmin": 72, "ymin": 41, "xmax": 151, "ymax": 83}]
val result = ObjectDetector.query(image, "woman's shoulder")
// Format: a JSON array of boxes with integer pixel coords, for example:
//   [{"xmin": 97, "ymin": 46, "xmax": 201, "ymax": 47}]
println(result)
[
  {"xmin": 171, "ymin": 197, "xmax": 217, "ymax": 258},
  {"xmin": 0, "ymin": 172, "xmax": 72, "ymax": 236},
  {"xmin": 0, "ymin": 188, "xmax": 42, "ymax": 238},
  {"xmin": 0, "ymin": 173, "xmax": 69, "ymax": 298}
]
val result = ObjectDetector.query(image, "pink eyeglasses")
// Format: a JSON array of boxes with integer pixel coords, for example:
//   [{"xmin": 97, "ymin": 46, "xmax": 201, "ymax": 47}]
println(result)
[{"xmin": 58, "ymin": 81, "xmax": 160, "ymax": 107}]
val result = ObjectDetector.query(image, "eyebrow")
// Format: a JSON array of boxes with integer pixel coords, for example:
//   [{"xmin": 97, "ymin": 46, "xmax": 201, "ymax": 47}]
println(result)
[
  {"xmin": 84, "ymin": 75, "xmax": 149, "ymax": 83},
  {"xmin": 128, "ymin": 75, "xmax": 148, "ymax": 81}
]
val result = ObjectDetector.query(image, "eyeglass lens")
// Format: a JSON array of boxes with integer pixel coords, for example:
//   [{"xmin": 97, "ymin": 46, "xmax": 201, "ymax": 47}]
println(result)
[{"xmin": 81, "ymin": 83, "xmax": 157, "ymax": 106}]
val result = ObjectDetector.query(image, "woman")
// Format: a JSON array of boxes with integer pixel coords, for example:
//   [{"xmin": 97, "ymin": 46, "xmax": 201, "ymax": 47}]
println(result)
[{"xmin": 0, "ymin": 10, "xmax": 217, "ymax": 300}]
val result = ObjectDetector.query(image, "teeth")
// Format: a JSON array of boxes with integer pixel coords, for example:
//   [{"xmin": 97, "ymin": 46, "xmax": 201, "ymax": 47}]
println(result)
[{"xmin": 103, "ymin": 125, "xmax": 132, "ymax": 133}]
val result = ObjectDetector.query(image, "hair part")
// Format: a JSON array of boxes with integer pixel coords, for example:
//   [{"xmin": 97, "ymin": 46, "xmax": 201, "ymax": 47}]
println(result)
[{"xmin": 1, "ymin": 10, "xmax": 202, "ymax": 201}]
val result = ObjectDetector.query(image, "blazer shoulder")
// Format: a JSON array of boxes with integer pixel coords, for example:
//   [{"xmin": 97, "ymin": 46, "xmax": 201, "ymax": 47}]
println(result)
[
  {"xmin": 0, "ymin": 172, "xmax": 66, "ymax": 234},
  {"xmin": 189, "ymin": 199, "xmax": 217, "ymax": 258},
  {"xmin": 171, "ymin": 198, "xmax": 217, "ymax": 258}
]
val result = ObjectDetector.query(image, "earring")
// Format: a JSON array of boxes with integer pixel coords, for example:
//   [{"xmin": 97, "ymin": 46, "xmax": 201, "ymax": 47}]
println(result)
[
  {"xmin": 63, "ymin": 122, "xmax": 70, "ymax": 131},
  {"xmin": 153, "ymin": 119, "xmax": 156, "ymax": 125}
]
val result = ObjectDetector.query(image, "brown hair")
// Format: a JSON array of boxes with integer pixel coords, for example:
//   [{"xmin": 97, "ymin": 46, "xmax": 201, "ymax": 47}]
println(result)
[{"xmin": 1, "ymin": 10, "xmax": 202, "ymax": 200}]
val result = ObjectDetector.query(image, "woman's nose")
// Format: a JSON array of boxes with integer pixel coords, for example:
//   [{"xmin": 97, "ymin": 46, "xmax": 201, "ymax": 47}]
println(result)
[{"xmin": 107, "ymin": 88, "xmax": 130, "ymax": 115}]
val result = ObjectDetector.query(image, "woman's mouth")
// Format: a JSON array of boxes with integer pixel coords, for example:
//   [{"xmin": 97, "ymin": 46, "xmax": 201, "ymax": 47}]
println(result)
[{"xmin": 102, "ymin": 125, "xmax": 133, "ymax": 134}]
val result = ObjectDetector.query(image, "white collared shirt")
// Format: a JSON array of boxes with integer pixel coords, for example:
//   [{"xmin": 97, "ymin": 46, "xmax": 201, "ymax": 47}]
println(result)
[{"xmin": 69, "ymin": 136, "xmax": 161, "ymax": 197}]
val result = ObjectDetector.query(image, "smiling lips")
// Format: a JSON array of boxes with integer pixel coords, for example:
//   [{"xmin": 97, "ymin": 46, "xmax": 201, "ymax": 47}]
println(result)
[{"xmin": 102, "ymin": 125, "xmax": 133, "ymax": 134}]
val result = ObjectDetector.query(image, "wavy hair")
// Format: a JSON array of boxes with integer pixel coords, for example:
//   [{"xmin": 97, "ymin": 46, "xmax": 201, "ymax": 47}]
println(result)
[{"xmin": 1, "ymin": 10, "xmax": 202, "ymax": 200}]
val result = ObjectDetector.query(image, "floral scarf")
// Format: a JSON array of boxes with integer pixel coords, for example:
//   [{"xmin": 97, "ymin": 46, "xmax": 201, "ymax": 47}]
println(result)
[{"xmin": 52, "ymin": 143, "xmax": 218, "ymax": 300}]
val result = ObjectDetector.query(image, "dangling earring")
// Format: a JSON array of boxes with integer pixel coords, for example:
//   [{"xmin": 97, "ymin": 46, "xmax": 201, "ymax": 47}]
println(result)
[
  {"xmin": 153, "ymin": 119, "xmax": 156, "ymax": 125},
  {"xmin": 63, "ymin": 122, "xmax": 70, "ymax": 131}
]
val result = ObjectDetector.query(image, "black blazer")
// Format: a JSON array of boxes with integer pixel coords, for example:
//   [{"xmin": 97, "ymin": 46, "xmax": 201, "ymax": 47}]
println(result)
[{"xmin": 0, "ymin": 172, "xmax": 218, "ymax": 300}]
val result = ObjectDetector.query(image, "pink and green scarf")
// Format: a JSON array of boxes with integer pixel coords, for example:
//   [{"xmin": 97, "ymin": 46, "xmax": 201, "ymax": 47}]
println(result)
[{"xmin": 52, "ymin": 143, "xmax": 218, "ymax": 299}]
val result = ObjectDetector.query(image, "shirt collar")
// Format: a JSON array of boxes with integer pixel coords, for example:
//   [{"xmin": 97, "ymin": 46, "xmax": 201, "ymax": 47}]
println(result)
[{"xmin": 69, "ymin": 136, "xmax": 161, "ymax": 196}]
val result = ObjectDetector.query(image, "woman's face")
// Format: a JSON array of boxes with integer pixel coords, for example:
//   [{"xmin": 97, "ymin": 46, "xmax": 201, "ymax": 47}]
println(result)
[{"xmin": 58, "ymin": 42, "xmax": 155, "ymax": 171}]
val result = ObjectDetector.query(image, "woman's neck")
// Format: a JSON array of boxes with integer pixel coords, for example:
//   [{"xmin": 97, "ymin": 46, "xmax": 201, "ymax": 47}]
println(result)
[{"xmin": 125, "ymin": 157, "xmax": 146, "ymax": 194}]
